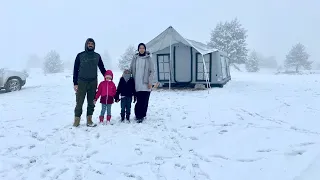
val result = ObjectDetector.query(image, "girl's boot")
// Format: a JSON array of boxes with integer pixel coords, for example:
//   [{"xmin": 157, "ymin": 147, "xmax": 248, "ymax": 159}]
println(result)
[
  {"xmin": 106, "ymin": 115, "xmax": 111, "ymax": 123},
  {"xmin": 99, "ymin": 116, "xmax": 104, "ymax": 123}
]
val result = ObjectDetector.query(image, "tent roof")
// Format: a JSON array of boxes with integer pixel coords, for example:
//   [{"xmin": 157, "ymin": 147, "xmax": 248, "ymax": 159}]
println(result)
[{"xmin": 146, "ymin": 26, "xmax": 219, "ymax": 55}]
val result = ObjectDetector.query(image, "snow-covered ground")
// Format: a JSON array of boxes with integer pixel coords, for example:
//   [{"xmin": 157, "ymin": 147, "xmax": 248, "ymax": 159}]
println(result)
[{"xmin": 1, "ymin": 68, "xmax": 320, "ymax": 180}]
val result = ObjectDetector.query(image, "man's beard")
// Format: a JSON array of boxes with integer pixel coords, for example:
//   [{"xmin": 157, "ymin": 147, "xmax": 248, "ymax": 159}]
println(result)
[{"xmin": 87, "ymin": 46, "xmax": 94, "ymax": 51}]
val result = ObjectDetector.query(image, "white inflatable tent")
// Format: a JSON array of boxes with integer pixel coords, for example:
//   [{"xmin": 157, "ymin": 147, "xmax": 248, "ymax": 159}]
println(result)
[{"xmin": 146, "ymin": 26, "xmax": 231, "ymax": 90}]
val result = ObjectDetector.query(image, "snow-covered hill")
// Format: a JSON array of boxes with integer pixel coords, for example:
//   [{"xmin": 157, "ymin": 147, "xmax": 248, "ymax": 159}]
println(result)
[{"xmin": 0, "ymin": 68, "xmax": 319, "ymax": 180}]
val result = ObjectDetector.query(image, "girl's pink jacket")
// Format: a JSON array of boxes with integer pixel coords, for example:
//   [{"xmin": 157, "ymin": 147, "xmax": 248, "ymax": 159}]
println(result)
[{"xmin": 94, "ymin": 70, "xmax": 116, "ymax": 104}]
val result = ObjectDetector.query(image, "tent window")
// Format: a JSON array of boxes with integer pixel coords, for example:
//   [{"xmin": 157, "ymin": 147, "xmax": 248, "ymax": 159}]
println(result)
[
  {"xmin": 196, "ymin": 53, "xmax": 211, "ymax": 81},
  {"xmin": 157, "ymin": 54, "xmax": 170, "ymax": 81}
]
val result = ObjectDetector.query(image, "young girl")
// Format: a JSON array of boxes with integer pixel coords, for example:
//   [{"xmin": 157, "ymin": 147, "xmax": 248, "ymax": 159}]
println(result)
[{"xmin": 94, "ymin": 70, "xmax": 116, "ymax": 124}]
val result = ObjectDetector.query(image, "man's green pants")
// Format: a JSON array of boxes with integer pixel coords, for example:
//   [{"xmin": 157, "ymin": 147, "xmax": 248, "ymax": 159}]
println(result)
[{"xmin": 74, "ymin": 79, "xmax": 98, "ymax": 117}]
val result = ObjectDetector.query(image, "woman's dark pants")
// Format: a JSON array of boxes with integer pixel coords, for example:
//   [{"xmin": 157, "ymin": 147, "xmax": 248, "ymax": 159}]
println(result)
[{"xmin": 134, "ymin": 91, "xmax": 151, "ymax": 119}]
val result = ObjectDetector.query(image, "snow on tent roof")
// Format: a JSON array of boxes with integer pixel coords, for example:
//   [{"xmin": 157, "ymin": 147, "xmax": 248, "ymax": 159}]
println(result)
[{"xmin": 146, "ymin": 26, "xmax": 218, "ymax": 55}]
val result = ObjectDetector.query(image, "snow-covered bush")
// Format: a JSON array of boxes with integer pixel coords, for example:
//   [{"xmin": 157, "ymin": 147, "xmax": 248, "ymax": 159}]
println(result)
[
  {"xmin": 118, "ymin": 45, "xmax": 136, "ymax": 71},
  {"xmin": 245, "ymin": 50, "xmax": 260, "ymax": 72},
  {"xmin": 208, "ymin": 18, "xmax": 248, "ymax": 64},
  {"xmin": 284, "ymin": 43, "xmax": 312, "ymax": 73},
  {"xmin": 43, "ymin": 50, "xmax": 64, "ymax": 74}
]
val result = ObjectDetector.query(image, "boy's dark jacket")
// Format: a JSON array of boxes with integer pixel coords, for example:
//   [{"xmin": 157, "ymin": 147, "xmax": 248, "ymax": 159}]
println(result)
[{"xmin": 114, "ymin": 77, "xmax": 136, "ymax": 101}]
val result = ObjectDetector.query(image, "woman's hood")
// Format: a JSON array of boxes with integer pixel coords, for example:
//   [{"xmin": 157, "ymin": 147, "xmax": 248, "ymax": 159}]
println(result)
[{"xmin": 135, "ymin": 51, "xmax": 151, "ymax": 58}]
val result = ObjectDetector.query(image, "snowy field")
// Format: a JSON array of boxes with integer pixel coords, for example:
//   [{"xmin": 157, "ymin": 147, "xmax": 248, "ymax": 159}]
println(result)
[{"xmin": 1, "ymin": 68, "xmax": 320, "ymax": 180}]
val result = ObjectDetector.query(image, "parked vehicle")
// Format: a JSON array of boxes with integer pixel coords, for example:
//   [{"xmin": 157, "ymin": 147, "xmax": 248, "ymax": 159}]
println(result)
[{"xmin": 0, "ymin": 68, "xmax": 27, "ymax": 92}]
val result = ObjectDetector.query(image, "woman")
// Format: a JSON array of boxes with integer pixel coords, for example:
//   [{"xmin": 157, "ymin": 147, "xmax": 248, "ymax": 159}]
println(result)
[{"xmin": 130, "ymin": 43, "xmax": 155, "ymax": 123}]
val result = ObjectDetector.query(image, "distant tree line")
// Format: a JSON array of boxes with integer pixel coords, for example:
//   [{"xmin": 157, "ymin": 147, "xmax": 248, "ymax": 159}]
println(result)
[
  {"xmin": 205, "ymin": 18, "xmax": 312, "ymax": 73},
  {"xmin": 26, "ymin": 49, "xmax": 113, "ymax": 74}
]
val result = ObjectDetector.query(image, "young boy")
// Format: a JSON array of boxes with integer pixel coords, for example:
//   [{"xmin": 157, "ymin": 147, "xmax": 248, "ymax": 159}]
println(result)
[{"xmin": 114, "ymin": 69, "xmax": 136, "ymax": 122}]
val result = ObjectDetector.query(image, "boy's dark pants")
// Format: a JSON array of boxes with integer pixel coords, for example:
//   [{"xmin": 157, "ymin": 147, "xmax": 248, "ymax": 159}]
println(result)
[
  {"xmin": 121, "ymin": 96, "xmax": 132, "ymax": 117},
  {"xmin": 134, "ymin": 91, "xmax": 151, "ymax": 119},
  {"xmin": 75, "ymin": 79, "xmax": 97, "ymax": 117}
]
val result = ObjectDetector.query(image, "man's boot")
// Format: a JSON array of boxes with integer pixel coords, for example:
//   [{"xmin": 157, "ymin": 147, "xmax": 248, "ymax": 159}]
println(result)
[
  {"xmin": 126, "ymin": 114, "xmax": 130, "ymax": 121},
  {"xmin": 120, "ymin": 113, "xmax": 125, "ymax": 122},
  {"xmin": 73, "ymin": 117, "xmax": 80, "ymax": 127},
  {"xmin": 87, "ymin": 115, "xmax": 97, "ymax": 127}
]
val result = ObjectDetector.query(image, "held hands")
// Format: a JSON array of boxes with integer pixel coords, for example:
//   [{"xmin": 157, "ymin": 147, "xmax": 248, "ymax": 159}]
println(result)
[
  {"xmin": 93, "ymin": 99, "xmax": 96, "ymax": 105},
  {"xmin": 74, "ymin": 85, "xmax": 78, "ymax": 92}
]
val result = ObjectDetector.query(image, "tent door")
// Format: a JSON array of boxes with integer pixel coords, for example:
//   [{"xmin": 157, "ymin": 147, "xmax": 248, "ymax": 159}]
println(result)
[
  {"xmin": 174, "ymin": 46, "xmax": 192, "ymax": 83},
  {"xmin": 157, "ymin": 54, "xmax": 170, "ymax": 82}
]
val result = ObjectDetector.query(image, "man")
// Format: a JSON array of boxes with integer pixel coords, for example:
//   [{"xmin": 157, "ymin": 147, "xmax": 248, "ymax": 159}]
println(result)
[{"xmin": 73, "ymin": 38, "xmax": 106, "ymax": 127}]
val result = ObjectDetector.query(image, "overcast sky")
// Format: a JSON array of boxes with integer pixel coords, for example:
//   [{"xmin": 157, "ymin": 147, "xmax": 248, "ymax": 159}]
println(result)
[{"xmin": 1, "ymin": 0, "xmax": 319, "ymax": 69}]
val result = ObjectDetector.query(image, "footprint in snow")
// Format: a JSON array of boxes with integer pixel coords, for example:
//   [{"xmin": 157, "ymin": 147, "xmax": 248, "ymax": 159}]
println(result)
[
  {"xmin": 86, "ymin": 150, "xmax": 99, "ymax": 158},
  {"xmin": 210, "ymin": 154, "xmax": 229, "ymax": 160},
  {"xmin": 285, "ymin": 149, "xmax": 306, "ymax": 156},
  {"xmin": 40, "ymin": 167, "xmax": 55, "ymax": 178},
  {"xmin": 95, "ymin": 133, "xmax": 100, "ymax": 139},
  {"xmin": 143, "ymin": 138, "xmax": 157, "ymax": 143},
  {"xmin": 174, "ymin": 163, "xmax": 186, "ymax": 170},
  {"xmin": 192, "ymin": 163, "xmax": 199, "ymax": 168},
  {"xmin": 190, "ymin": 161, "xmax": 211, "ymax": 179},
  {"xmin": 51, "ymin": 168, "xmax": 69, "ymax": 179},
  {"xmin": 256, "ymin": 149, "xmax": 277, "ymax": 153},
  {"xmin": 134, "ymin": 148, "xmax": 143, "ymax": 155},
  {"xmin": 96, "ymin": 161, "xmax": 113, "ymax": 165},
  {"xmin": 122, "ymin": 172, "xmax": 144, "ymax": 180},
  {"xmin": 13, "ymin": 163, "xmax": 24, "ymax": 170},
  {"xmin": 295, "ymin": 142, "xmax": 315, "ymax": 147},
  {"xmin": 219, "ymin": 130, "xmax": 228, "ymax": 134},
  {"xmin": 189, "ymin": 136, "xmax": 198, "ymax": 140},
  {"xmin": 6, "ymin": 145, "xmax": 24, "ymax": 153},
  {"xmin": 29, "ymin": 158, "xmax": 37, "ymax": 164},
  {"xmin": 31, "ymin": 132, "xmax": 45, "ymax": 141},
  {"xmin": 236, "ymin": 158, "xmax": 263, "ymax": 162}
]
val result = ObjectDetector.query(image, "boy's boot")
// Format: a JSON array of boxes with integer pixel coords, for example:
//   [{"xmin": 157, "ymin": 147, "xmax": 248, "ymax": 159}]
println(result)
[
  {"xmin": 120, "ymin": 113, "xmax": 125, "ymax": 122},
  {"xmin": 73, "ymin": 117, "xmax": 80, "ymax": 127},
  {"xmin": 87, "ymin": 115, "xmax": 97, "ymax": 127},
  {"xmin": 106, "ymin": 115, "xmax": 111, "ymax": 123},
  {"xmin": 99, "ymin": 116, "xmax": 104, "ymax": 123}
]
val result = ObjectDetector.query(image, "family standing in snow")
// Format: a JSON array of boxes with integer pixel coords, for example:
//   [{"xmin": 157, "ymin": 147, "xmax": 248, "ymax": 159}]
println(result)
[{"xmin": 72, "ymin": 39, "xmax": 155, "ymax": 127}]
